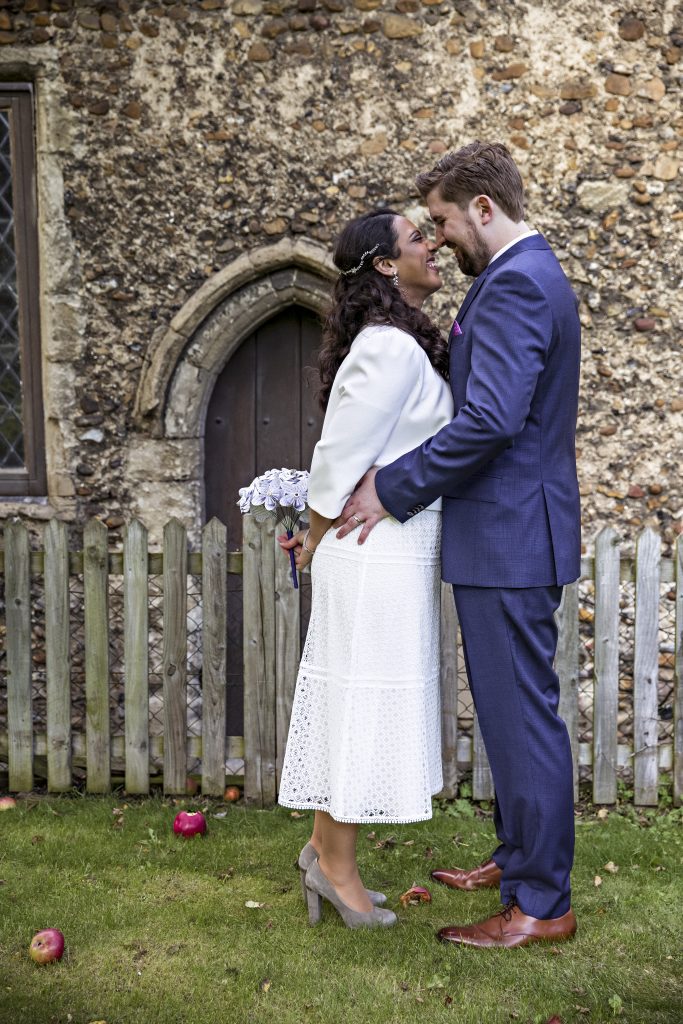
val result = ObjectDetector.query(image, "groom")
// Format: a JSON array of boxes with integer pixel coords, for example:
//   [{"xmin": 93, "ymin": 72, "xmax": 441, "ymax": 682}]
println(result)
[{"xmin": 337, "ymin": 141, "xmax": 581, "ymax": 948}]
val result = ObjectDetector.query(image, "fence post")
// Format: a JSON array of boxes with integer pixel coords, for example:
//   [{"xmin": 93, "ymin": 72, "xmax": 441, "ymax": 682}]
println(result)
[
  {"xmin": 5, "ymin": 521, "xmax": 33, "ymax": 792},
  {"xmin": 472, "ymin": 713, "xmax": 493, "ymax": 801},
  {"xmin": 84, "ymin": 518, "xmax": 110, "ymax": 793},
  {"xmin": 124, "ymin": 519, "xmax": 149, "ymax": 794},
  {"xmin": 674, "ymin": 534, "xmax": 682, "ymax": 807},
  {"xmin": 163, "ymin": 519, "xmax": 188, "ymax": 795},
  {"xmin": 242, "ymin": 515, "xmax": 277, "ymax": 807},
  {"xmin": 556, "ymin": 580, "xmax": 579, "ymax": 801},
  {"xmin": 45, "ymin": 519, "xmax": 71, "ymax": 792},
  {"xmin": 274, "ymin": 529, "xmax": 301, "ymax": 788},
  {"xmin": 439, "ymin": 583, "xmax": 459, "ymax": 799},
  {"xmin": 633, "ymin": 528, "xmax": 661, "ymax": 806},
  {"xmin": 201, "ymin": 517, "xmax": 227, "ymax": 796},
  {"xmin": 593, "ymin": 527, "xmax": 620, "ymax": 804}
]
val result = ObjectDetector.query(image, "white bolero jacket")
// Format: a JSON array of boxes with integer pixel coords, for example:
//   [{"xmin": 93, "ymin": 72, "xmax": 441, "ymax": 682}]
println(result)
[{"xmin": 307, "ymin": 324, "xmax": 454, "ymax": 520}]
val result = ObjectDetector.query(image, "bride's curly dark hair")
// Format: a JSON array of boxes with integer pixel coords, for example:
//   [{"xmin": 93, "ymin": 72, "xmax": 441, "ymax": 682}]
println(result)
[{"xmin": 318, "ymin": 209, "xmax": 450, "ymax": 410}]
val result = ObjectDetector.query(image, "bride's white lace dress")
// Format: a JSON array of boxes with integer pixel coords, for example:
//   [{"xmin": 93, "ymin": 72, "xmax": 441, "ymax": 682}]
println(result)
[{"xmin": 278, "ymin": 325, "xmax": 454, "ymax": 823}]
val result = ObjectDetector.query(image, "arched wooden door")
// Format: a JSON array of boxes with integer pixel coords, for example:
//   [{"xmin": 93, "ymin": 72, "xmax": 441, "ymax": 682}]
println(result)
[{"xmin": 204, "ymin": 305, "xmax": 324, "ymax": 734}]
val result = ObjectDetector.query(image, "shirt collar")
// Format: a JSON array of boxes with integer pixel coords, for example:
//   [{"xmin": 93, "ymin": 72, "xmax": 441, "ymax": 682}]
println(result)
[{"xmin": 488, "ymin": 229, "xmax": 539, "ymax": 266}]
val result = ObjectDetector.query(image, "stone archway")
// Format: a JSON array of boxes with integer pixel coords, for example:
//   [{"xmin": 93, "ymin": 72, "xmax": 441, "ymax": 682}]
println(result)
[{"xmin": 128, "ymin": 238, "xmax": 334, "ymax": 541}]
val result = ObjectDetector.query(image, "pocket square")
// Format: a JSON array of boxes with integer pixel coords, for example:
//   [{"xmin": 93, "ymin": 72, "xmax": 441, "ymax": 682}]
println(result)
[{"xmin": 452, "ymin": 319, "xmax": 463, "ymax": 336}]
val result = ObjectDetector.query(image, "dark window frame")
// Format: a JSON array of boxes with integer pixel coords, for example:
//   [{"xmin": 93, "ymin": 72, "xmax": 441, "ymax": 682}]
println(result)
[{"xmin": 0, "ymin": 82, "xmax": 46, "ymax": 496}]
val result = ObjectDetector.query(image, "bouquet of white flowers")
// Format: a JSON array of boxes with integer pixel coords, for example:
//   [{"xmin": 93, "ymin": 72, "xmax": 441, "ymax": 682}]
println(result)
[{"xmin": 237, "ymin": 468, "xmax": 309, "ymax": 588}]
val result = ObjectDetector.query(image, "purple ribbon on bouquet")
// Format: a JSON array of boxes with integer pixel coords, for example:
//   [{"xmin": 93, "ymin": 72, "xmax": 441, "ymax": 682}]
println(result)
[{"xmin": 285, "ymin": 529, "xmax": 298, "ymax": 589}]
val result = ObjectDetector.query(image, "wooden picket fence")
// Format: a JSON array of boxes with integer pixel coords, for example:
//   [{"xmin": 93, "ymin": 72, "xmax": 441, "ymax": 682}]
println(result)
[{"xmin": 0, "ymin": 516, "xmax": 681, "ymax": 807}]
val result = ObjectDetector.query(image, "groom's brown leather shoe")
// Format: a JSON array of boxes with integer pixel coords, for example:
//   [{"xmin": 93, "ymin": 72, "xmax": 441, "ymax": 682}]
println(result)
[
  {"xmin": 431, "ymin": 858, "xmax": 502, "ymax": 891},
  {"xmin": 437, "ymin": 902, "xmax": 577, "ymax": 949}
]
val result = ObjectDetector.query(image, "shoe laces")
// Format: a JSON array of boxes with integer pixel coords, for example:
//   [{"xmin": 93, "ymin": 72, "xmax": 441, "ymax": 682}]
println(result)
[{"xmin": 495, "ymin": 898, "xmax": 518, "ymax": 923}]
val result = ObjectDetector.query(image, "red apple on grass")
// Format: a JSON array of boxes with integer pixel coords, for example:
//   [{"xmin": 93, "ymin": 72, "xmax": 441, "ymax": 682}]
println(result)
[
  {"xmin": 29, "ymin": 929, "xmax": 65, "ymax": 964},
  {"xmin": 0, "ymin": 796, "xmax": 17, "ymax": 811},
  {"xmin": 223, "ymin": 785, "xmax": 241, "ymax": 802},
  {"xmin": 173, "ymin": 810, "xmax": 207, "ymax": 837}
]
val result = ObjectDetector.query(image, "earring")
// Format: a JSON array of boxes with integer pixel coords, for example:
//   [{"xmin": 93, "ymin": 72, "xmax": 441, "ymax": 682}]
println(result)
[{"xmin": 391, "ymin": 269, "xmax": 399, "ymax": 289}]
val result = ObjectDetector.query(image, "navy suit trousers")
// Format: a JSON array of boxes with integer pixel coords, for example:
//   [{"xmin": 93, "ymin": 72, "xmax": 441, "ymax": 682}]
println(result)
[{"xmin": 452, "ymin": 583, "xmax": 574, "ymax": 920}]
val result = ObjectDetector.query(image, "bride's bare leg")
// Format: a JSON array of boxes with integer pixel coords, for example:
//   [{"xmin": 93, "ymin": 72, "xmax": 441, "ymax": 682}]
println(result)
[
  {"xmin": 309, "ymin": 811, "xmax": 324, "ymax": 855},
  {"xmin": 317, "ymin": 811, "xmax": 372, "ymax": 913}
]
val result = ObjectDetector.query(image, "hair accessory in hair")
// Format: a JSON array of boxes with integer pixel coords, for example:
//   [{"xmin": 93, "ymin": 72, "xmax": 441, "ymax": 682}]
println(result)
[{"xmin": 340, "ymin": 243, "xmax": 381, "ymax": 277}]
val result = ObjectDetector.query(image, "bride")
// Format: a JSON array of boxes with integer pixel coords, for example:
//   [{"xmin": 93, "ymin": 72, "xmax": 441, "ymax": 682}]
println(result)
[{"xmin": 277, "ymin": 208, "xmax": 453, "ymax": 929}]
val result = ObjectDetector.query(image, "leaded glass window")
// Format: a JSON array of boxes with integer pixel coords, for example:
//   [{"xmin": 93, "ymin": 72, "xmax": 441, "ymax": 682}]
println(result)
[
  {"xmin": 0, "ymin": 85, "xmax": 45, "ymax": 496},
  {"xmin": 0, "ymin": 108, "xmax": 23, "ymax": 468}
]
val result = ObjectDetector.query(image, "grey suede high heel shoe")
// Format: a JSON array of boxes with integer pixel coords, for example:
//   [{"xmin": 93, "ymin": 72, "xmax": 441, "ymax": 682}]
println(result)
[
  {"xmin": 304, "ymin": 859, "xmax": 397, "ymax": 929},
  {"xmin": 298, "ymin": 842, "xmax": 387, "ymax": 906}
]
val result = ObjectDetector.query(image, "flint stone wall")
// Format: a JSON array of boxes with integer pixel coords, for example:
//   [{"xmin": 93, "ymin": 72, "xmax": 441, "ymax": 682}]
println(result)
[{"xmin": 0, "ymin": 0, "xmax": 681, "ymax": 553}]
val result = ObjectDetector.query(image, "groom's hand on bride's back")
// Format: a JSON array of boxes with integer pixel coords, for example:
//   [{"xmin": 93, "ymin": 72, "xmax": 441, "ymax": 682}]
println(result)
[{"xmin": 336, "ymin": 467, "xmax": 388, "ymax": 544}]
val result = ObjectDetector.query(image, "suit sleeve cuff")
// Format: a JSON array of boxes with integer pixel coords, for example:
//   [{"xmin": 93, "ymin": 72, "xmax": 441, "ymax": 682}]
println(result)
[{"xmin": 375, "ymin": 465, "xmax": 410, "ymax": 524}]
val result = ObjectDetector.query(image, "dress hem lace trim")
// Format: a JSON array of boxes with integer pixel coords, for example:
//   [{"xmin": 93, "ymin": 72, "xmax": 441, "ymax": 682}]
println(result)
[{"xmin": 277, "ymin": 798, "xmax": 438, "ymax": 825}]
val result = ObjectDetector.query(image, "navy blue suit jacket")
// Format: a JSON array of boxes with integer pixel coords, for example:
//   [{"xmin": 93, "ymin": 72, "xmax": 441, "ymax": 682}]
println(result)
[{"xmin": 375, "ymin": 234, "xmax": 581, "ymax": 587}]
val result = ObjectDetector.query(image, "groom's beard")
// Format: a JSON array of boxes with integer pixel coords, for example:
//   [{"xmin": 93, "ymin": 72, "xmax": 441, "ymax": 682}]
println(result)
[{"xmin": 451, "ymin": 216, "xmax": 491, "ymax": 277}]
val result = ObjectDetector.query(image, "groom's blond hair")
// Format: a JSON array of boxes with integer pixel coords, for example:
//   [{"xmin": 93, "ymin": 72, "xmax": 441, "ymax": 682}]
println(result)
[{"xmin": 416, "ymin": 141, "xmax": 525, "ymax": 222}]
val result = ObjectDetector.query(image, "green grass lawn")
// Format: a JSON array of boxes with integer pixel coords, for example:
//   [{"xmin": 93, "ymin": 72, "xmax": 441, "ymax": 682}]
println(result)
[{"xmin": 0, "ymin": 793, "xmax": 681, "ymax": 1024}]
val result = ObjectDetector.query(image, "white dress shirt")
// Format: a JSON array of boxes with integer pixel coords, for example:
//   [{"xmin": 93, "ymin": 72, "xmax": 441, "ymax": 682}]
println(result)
[
  {"xmin": 308, "ymin": 325, "xmax": 454, "ymax": 519},
  {"xmin": 488, "ymin": 229, "xmax": 538, "ymax": 265}
]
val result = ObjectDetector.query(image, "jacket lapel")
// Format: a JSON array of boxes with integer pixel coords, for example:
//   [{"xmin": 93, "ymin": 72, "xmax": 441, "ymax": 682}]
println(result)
[{"xmin": 455, "ymin": 268, "xmax": 489, "ymax": 324}]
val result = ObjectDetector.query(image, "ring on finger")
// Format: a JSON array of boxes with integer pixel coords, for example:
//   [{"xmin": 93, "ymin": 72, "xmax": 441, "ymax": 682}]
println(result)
[{"xmin": 351, "ymin": 514, "xmax": 364, "ymax": 525}]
